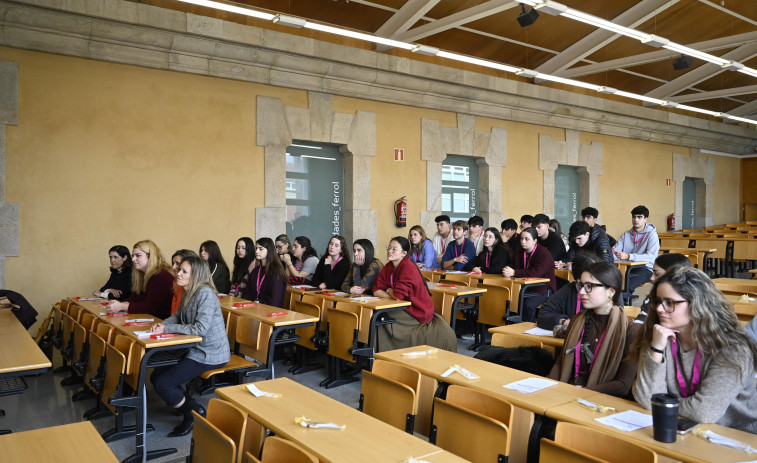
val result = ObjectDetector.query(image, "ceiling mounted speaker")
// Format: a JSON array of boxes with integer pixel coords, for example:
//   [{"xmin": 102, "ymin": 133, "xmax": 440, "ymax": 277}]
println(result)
[
  {"xmin": 673, "ymin": 55, "xmax": 692, "ymax": 70},
  {"xmin": 517, "ymin": 4, "xmax": 539, "ymax": 28}
]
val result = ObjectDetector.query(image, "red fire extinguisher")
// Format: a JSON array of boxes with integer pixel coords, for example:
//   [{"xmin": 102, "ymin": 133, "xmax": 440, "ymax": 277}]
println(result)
[
  {"xmin": 394, "ymin": 196, "xmax": 407, "ymax": 227},
  {"xmin": 667, "ymin": 213, "xmax": 676, "ymax": 231}
]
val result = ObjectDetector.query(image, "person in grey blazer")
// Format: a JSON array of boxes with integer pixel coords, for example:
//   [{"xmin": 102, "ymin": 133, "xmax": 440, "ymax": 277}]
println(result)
[{"xmin": 149, "ymin": 255, "xmax": 230, "ymax": 437}]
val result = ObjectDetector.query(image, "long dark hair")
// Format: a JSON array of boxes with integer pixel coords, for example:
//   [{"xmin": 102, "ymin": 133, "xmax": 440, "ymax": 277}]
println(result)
[
  {"xmin": 232, "ymin": 237, "xmax": 255, "ymax": 286},
  {"xmin": 579, "ymin": 261, "xmax": 623, "ymax": 344},
  {"xmin": 199, "ymin": 240, "xmax": 229, "ymax": 275},
  {"xmin": 255, "ymin": 237, "xmax": 286, "ymax": 282},
  {"xmin": 109, "ymin": 245, "xmax": 132, "ymax": 270},
  {"xmin": 353, "ymin": 238, "xmax": 376, "ymax": 275},
  {"xmin": 321, "ymin": 235, "xmax": 351, "ymax": 263},
  {"xmin": 294, "ymin": 236, "xmax": 318, "ymax": 262}
]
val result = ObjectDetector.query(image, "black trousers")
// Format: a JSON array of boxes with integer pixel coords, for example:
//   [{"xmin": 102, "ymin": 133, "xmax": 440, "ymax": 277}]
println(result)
[{"xmin": 150, "ymin": 357, "xmax": 225, "ymax": 407}]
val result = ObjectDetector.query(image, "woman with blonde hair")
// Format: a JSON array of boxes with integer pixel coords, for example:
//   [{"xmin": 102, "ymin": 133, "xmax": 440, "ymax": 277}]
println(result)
[
  {"xmin": 148, "ymin": 255, "xmax": 229, "ymax": 437},
  {"xmin": 632, "ymin": 266, "xmax": 757, "ymax": 433},
  {"xmin": 408, "ymin": 225, "xmax": 439, "ymax": 269},
  {"xmin": 107, "ymin": 239, "xmax": 174, "ymax": 319}
]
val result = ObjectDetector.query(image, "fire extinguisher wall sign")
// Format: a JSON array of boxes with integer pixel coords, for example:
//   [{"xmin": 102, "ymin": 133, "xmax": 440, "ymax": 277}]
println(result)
[{"xmin": 394, "ymin": 196, "xmax": 407, "ymax": 227}]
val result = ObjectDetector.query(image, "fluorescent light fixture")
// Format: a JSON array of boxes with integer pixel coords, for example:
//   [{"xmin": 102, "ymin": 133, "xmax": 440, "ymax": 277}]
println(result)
[
  {"xmin": 641, "ymin": 35, "xmax": 669, "ymax": 48},
  {"xmin": 176, "ymin": 0, "xmax": 275, "ymax": 20},
  {"xmin": 676, "ymin": 104, "xmax": 722, "ymax": 117},
  {"xmin": 597, "ymin": 86, "xmax": 617, "ymax": 94},
  {"xmin": 722, "ymin": 61, "xmax": 745, "ymax": 71},
  {"xmin": 412, "ymin": 45, "xmax": 440, "ymax": 56},
  {"xmin": 273, "ymin": 14, "xmax": 306, "ymax": 28},
  {"xmin": 516, "ymin": 69, "xmax": 539, "ymax": 78},
  {"xmin": 661, "ymin": 101, "xmax": 680, "ymax": 108},
  {"xmin": 303, "ymin": 22, "xmax": 415, "ymax": 50},
  {"xmin": 726, "ymin": 115, "xmax": 757, "ymax": 124},
  {"xmin": 738, "ymin": 68, "xmax": 757, "ymax": 78},
  {"xmin": 300, "ymin": 154, "xmax": 335, "ymax": 161},
  {"xmin": 614, "ymin": 90, "xmax": 666, "ymax": 106},
  {"xmin": 436, "ymin": 51, "xmax": 520, "ymax": 73},
  {"xmin": 536, "ymin": 74, "xmax": 601, "ymax": 91},
  {"xmin": 663, "ymin": 43, "xmax": 729, "ymax": 66},
  {"xmin": 534, "ymin": 1, "xmax": 567, "ymax": 16},
  {"xmin": 290, "ymin": 144, "xmax": 322, "ymax": 149},
  {"xmin": 561, "ymin": 10, "xmax": 649, "ymax": 41}
]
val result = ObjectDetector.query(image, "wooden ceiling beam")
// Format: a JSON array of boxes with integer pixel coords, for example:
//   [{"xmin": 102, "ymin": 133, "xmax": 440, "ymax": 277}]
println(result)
[
  {"xmin": 534, "ymin": 0, "xmax": 678, "ymax": 75},
  {"xmin": 393, "ymin": 0, "xmax": 517, "ymax": 43},
  {"xmin": 644, "ymin": 42, "xmax": 757, "ymax": 102},
  {"xmin": 374, "ymin": 0, "xmax": 440, "ymax": 39},
  {"xmin": 670, "ymin": 85, "xmax": 757, "ymax": 103},
  {"xmin": 559, "ymin": 31, "xmax": 757, "ymax": 79},
  {"xmin": 726, "ymin": 98, "xmax": 757, "ymax": 118}
]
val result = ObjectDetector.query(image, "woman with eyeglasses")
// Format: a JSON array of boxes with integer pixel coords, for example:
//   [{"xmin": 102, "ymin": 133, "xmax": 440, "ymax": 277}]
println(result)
[
  {"xmin": 373, "ymin": 236, "xmax": 457, "ymax": 352},
  {"xmin": 107, "ymin": 239, "xmax": 174, "ymax": 319},
  {"xmin": 632, "ymin": 267, "xmax": 757, "ymax": 433},
  {"xmin": 275, "ymin": 234, "xmax": 294, "ymax": 263},
  {"xmin": 230, "ymin": 237, "xmax": 255, "ymax": 297},
  {"xmin": 341, "ymin": 239, "xmax": 383, "ymax": 295},
  {"xmin": 93, "ymin": 245, "xmax": 132, "ymax": 300},
  {"xmin": 310, "ymin": 235, "xmax": 351, "ymax": 290},
  {"xmin": 241, "ymin": 238, "xmax": 288, "ymax": 307},
  {"xmin": 282, "ymin": 236, "xmax": 319, "ymax": 285},
  {"xmin": 468, "ymin": 227, "xmax": 510, "ymax": 274},
  {"xmin": 548, "ymin": 261, "xmax": 641, "ymax": 397},
  {"xmin": 199, "ymin": 240, "xmax": 231, "ymax": 294},
  {"xmin": 502, "ymin": 227, "xmax": 556, "ymax": 322}
]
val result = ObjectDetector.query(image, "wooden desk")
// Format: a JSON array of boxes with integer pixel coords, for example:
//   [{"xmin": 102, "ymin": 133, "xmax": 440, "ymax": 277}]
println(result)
[
  {"xmin": 545, "ymin": 392, "xmax": 757, "ymax": 463},
  {"xmin": 376, "ymin": 345, "xmax": 597, "ymax": 463},
  {"xmin": 426, "ymin": 282, "xmax": 486, "ymax": 328},
  {"xmin": 488, "ymin": 322, "xmax": 564, "ymax": 348},
  {"xmin": 219, "ymin": 299, "xmax": 319, "ymax": 379},
  {"xmin": 467, "ymin": 275, "xmax": 550, "ymax": 323},
  {"xmin": 215, "ymin": 378, "xmax": 467, "ymax": 463},
  {"xmin": 659, "ymin": 248, "xmax": 715, "ymax": 273},
  {"xmin": 0, "ymin": 421, "xmax": 119, "ymax": 462},
  {"xmin": 750, "ymin": 269, "xmax": 757, "ymax": 279},
  {"xmin": 555, "ymin": 268, "xmax": 574, "ymax": 283},
  {"xmin": 73, "ymin": 299, "xmax": 202, "ymax": 463},
  {"xmin": 614, "ymin": 260, "xmax": 649, "ymax": 292},
  {"xmin": 421, "ymin": 269, "xmax": 454, "ymax": 283},
  {"xmin": 725, "ymin": 294, "xmax": 757, "ymax": 321},
  {"xmin": 0, "ymin": 311, "xmax": 51, "ymax": 377}
]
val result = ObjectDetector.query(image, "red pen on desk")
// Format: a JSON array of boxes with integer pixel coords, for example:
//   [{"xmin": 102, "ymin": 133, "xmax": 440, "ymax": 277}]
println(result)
[
  {"xmin": 100, "ymin": 301, "xmax": 110, "ymax": 306},
  {"xmin": 150, "ymin": 334, "xmax": 180, "ymax": 339},
  {"xmin": 107, "ymin": 312, "xmax": 128, "ymax": 317},
  {"xmin": 73, "ymin": 296, "xmax": 82, "ymax": 300},
  {"xmin": 268, "ymin": 312, "xmax": 287, "ymax": 317},
  {"xmin": 436, "ymin": 284, "xmax": 457, "ymax": 288}
]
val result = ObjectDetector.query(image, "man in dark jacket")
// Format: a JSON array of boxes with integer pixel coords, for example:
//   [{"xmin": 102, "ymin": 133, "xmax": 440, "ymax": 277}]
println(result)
[
  {"xmin": 582, "ymin": 207, "xmax": 616, "ymax": 248},
  {"xmin": 533, "ymin": 214, "xmax": 566, "ymax": 261},
  {"xmin": 564, "ymin": 220, "xmax": 614, "ymax": 263}
]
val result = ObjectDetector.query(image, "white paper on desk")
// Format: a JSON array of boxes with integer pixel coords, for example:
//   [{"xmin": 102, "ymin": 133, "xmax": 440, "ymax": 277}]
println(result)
[
  {"xmin": 696, "ymin": 429, "xmax": 757, "ymax": 453},
  {"xmin": 402, "ymin": 348, "xmax": 438, "ymax": 358},
  {"xmin": 524, "ymin": 327, "xmax": 554, "ymax": 336},
  {"xmin": 595, "ymin": 410, "xmax": 653, "ymax": 432},
  {"xmin": 78, "ymin": 297, "xmax": 102, "ymax": 301},
  {"xmin": 132, "ymin": 330, "xmax": 151, "ymax": 339},
  {"xmin": 502, "ymin": 377, "xmax": 558, "ymax": 393},
  {"xmin": 246, "ymin": 384, "xmax": 280, "ymax": 398},
  {"xmin": 350, "ymin": 297, "xmax": 379, "ymax": 302},
  {"xmin": 291, "ymin": 285, "xmax": 316, "ymax": 290},
  {"xmin": 130, "ymin": 318, "xmax": 154, "ymax": 323},
  {"xmin": 445, "ymin": 271, "xmax": 466, "ymax": 274},
  {"xmin": 440, "ymin": 365, "xmax": 480, "ymax": 380},
  {"xmin": 331, "ymin": 292, "xmax": 349, "ymax": 296}
]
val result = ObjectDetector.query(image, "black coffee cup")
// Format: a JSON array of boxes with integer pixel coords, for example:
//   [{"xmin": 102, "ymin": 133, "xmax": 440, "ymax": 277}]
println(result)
[{"xmin": 651, "ymin": 393, "xmax": 679, "ymax": 443}]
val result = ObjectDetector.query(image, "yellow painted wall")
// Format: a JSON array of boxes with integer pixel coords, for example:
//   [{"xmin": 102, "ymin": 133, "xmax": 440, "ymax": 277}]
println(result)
[{"xmin": 0, "ymin": 47, "xmax": 744, "ymax": 325}]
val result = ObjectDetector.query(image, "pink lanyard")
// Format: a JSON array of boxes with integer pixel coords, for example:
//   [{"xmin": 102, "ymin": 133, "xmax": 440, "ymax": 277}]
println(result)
[
  {"xmin": 414, "ymin": 248, "xmax": 421, "ymax": 261},
  {"xmin": 575, "ymin": 296, "xmax": 581, "ymax": 314},
  {"xmin": 440, "ymin": 238, "xmax": 447, "ymax": 255},
  {"xmin": 523, "ymin": 245, "xmax": 537, "ymax": 268},
  {"xmin": 255, "ymin": 268, "xmax": 265, "ymax": 296},
  {"xmin": 331, "ymin": 255, "xmax": 342, "ymax": 267},
  {"xmin": 574, "ymin": 324, "xmax": 607, "ymax": 380},
  {"xmin": 485, "ymin": 251, "xmax": 491, "ymax": 269},
  {"xmin": 295, "ymin": 260, "xmax": 303, "ymax": 271},
  {"xmin": 671, "ymin": 338, "xmax": 701, "ymax": 398},
  {"xmin": 389, "ymin": 271, "xmax": 396, "ymax": 289},
  {"xmin": 632, "ymin": 230, "xmax": 646, "ymax": 246},
  {"xmin": 453, "ymin": 242, "xmax": 463, "ymax": 258}
]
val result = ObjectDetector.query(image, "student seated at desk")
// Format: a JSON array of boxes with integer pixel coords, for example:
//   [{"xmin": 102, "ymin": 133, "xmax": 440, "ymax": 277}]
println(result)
[
  {"xmin": 502, "ymin": 227, "xmax": 557, "ymax": 322},
  {"xmin": 373, "ymin": 237, "xmax": 457, "ymax": 352},
  {"xmin": 632, "ymin": 267, "xmax": 757, "ymax": 434},
  {"xmin": 520, "ymin": 214, "xmax": 533, "ymax": 232},
  {"xmin": 533, "ymin": 214, "xmax": 567, "ymax": 261},
  {"xmin": 107, "ymin": 240, "xmax": 174, "ymax": 319},
  {"xmin": 634, "ymin": 253, "xmax": 691, "ymax": 324},
  {"xmin": 549, "ymin": 262, "xmax": 641, "ymax": 397},
  {"xmin": 563, "ymin": 220, "xmax": 613, "ymax": 264},
  {"xmin": 408, "ymin": 225, "xmax": 439, "ymax": 269},
  {"xmin": 148, "ymin": 255, "xmax": 230, "ymax": 437},
  {"xmin": 311, "ymin": 235, "xmax": 351, "ymax": 290},
  {"xmin": 241, "ymin": 238, "xmax": 287, "ymax": 307},
  {"xmin": 342, "ymin": 239, "xmax": 383, "ymax": 295},
  {"xmin": 275, "ymin": 234, "xmax": 295, "ymax": 269},
  {"xmin": 537, "ymin": 253, "xmax": 601, "ymax": 333},
  {"xmin": 612, "ymin": 205, "xmax": 659, "ymax": 295},
  {"xmin": 432, "ymin": 214, "xmax": 454, "ymax": 263},
  {"xmin": 170, "ymin": 249, "xmax": 197, "ymax": 316},
  {"xmin": 282, "ymin": 236, "xmax": 319, "ymax": 285},
  {"xmin": 230, "ymin": 237, "xmax": 255, "ymax": 297},
  {"xmin": 441, "ymin": 220, "xmax": 477, "ymax": 271},
  {"xmin": 199, "ymin": 240, "xmax": 231, "ymax": 294},
  {"xmin": 469, "ymin": 227, "xmax": 510, "ymax": 275},
  {"xmin": 500, "ymin": 218, "xmax": 519, "ymax": 251},
  {"xmin": 93, "ymin": 245, "xmax": 132, "ymax": 301}
]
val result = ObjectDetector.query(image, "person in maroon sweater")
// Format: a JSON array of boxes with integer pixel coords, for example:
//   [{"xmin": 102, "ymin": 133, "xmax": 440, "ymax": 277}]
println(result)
[
  {"xmin": 373, "ymin": 236, "xmax": 457, "ymax": 352},
  {"xmin": 107, "ymin": 239, "xmax": 174, "ymax": 319},
  {"xmin": 502, "ymin": 227, "xmax": 557, "ymax": 323}
]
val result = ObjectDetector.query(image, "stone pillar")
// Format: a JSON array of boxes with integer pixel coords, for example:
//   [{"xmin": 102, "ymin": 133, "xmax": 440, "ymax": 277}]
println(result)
[{"xmin": 0, "ymin": 60, "xmax": 20, "ymax": 288}]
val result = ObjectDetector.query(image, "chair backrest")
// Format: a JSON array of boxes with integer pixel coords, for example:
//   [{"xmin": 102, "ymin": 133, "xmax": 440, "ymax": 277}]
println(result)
[
  {"xmin": 102, "ymin": 339, "xmax": 129, "ymax": 414},
  {"xmin": 84, "ymin": 332, "xmax": 107, "ymax": 392},
  {"xmin": 95, "ymin": 322, "xmax": 114, "ymax": 345},
  {"xmin": 476, "ymin": 283, "xmax": 511, "ymax": 326},
  {"xmin": 292, "ymin": 301, "xmax": 322, "ymax": 349},
  {"xmin": 441, "ymin": 274, "xmax": 472, "ymax": 286},
  {"xmin": 60, "ymin": 313, "xmax": 75, "ymax": 349},
  {"xmin": 191, "ymin": 412, "xmax": 237, "ymax": 463},
  {"xmin": 80, "ymin": 312, "xmax": 97, "ymax": 331},
  {"xmin": 360, "ymin": 359, "xmax": 420, "ymax": 433},
  {"xmin": 260, "ymin": 436, "xmax": 318, "ymax": 463},
  {"xmin": 235, "ymin": 315, "xmax": 271, "ymax": 364},
  {"xmin": 207, "ymin": 398, "xmax": 247, "ymax": 463},
  {"xmin": 68, "ymin": 304, "xmax": 83, "ymax": 322},
  {"xmin": 431, "ymin": 385, "xmax": 513, "ymax": 462},
  {"xmin": 70, "ymin": 321, "xmax": 87, "ymax": 363},
  {"xmin": 242, "ymin": 416, "xmax": 266, "ymax": 463},
  {"xmin": 540, "ymin": 439, "xmax": 607, "ymax": 463},
  {"xmin": 554, "ymin": 422, "xmax": 657, "ymax": 463},
  {"xmin": 327, "ymin": 306, "xmax": 360, "ymax": 362}
]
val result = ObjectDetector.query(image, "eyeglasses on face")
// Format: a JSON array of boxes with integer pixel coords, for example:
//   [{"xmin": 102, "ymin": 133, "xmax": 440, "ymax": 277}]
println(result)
[
  {"xmin": 575, "ymin": 281, "xmax": 607, "ymax": 293},
  {"xmin": 651, "ymin": 297, "xmax": 688, "ymax": 313}
]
